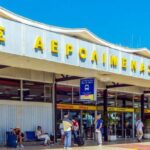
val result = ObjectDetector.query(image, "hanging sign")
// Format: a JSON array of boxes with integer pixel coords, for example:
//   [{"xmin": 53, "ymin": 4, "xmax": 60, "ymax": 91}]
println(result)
[
  {"xmin": 57, "ymin": 104, "xmax": 96, "ymax": 110},
  {"xmin": 108, "ymin": 107, "xmax": 134, "ymax": 112},
  {"xmin": 80, "ymin": 78, "xmax": 97, "ymax": 101}
]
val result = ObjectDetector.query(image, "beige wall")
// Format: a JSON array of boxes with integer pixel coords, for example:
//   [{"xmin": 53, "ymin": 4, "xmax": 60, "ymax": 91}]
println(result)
[
  {"xmin": 56, "ymin": 77, "xmax": 144, "ymax": 94},
  {"xmin": 0, "ymin": 67, "xmax": 53, "ymax": 83},
  {"xmin": 0, "ymin": 52, "xmax": 149, "ymax": 89},
  {"xmin": 0, "ymin": 67, "xmax": 145, "ymax": 95}
]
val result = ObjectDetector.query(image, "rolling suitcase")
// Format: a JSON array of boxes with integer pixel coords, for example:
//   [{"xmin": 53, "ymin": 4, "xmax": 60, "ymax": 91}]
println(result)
[{"xmin": 77, "ymin": 136, "xmax": 84, "ymax": 146}]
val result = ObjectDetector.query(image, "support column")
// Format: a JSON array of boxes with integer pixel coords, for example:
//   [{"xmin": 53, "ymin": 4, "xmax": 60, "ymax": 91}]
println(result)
[
  {"xmin": 103, "ymin": 89, "xmax": 108, "ymax": 141},
  {"xmin": 54, "ymin": 80, "xmax": 57, "ymax": 143},
  {"xmin": 132, "ymin": 112, "xmax": 135, "ymax": 138},
  {"xmin": 123, "ymin": 99, "xmax": 126, "ymax": 138},
  {"xmin": 141, "ymin": 94, "xmax": 145, "ymax": 122},
  {"xmin": 132, "ymin": 95, "xmax": 135, "ymax": 139},
  {"xmin": 94, "ymin": 110, "xmax": 97, "ymax": 140},
  {"xmin": 20, "ymin": 80, "xmax": 23, "ymax": 101},
  {"xmin": 80, "ymin": 110, "xmax": 84, "ymax": 137}
]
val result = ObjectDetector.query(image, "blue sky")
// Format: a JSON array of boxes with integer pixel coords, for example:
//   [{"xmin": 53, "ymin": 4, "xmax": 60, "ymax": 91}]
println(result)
[{"xmin": 1, "ymin": 0, "xmax": 150, "ymax": 49}]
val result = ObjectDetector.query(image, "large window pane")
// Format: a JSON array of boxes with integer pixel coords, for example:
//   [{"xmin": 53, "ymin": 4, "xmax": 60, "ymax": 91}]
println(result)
[
  {"xmin": 56, "ymin": 85, "xmax": 72, "ymax": 104},
  {"xmin": 44, "ymin": 85, "xmax": 53, "ymax": 102},
  {"xmin": 0, "ymin": 78, "xmax": 20, "ymax": 100},
  {"xmin": 23, "ymin": 81, "xmax": 52, "ymax": 102},
  {"xmin": 133, "ymin": 95, "xmax": 141, "ymax": 108},
  {"xmin": 97, "ymin": 89, "xmax": 103, "ymax": 106},
  {"xmin": 73, "ymin": 87, "xmax": 79, "ymax": 104},
  {"xmin": 108, "ymin": 92, "xmax": 116, "ymax": 107},
  {"xmin": 117, "ymin": 93, "xmax": 133, "ymax": 108},
  {"xmin": 148, "ymin": 97, "xmax": 150, "ymax": 109}
]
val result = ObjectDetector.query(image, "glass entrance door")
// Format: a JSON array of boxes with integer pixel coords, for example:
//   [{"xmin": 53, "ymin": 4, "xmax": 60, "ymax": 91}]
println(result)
[
  {"xmin": 124, "ymin": 112, "xmax": 133, "ymax": 138},
  {"xmin": 116, "ymin": 112, "xmax": 124, "ymax": 138},
  {"xmin": 108, "ymin": 112, "xmax": 133, "ymax": 139}
]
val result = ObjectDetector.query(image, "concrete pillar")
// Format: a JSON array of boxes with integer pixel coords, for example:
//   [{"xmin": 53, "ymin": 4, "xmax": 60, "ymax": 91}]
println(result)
[{"xmin": 103, "ymin": 89, "xmax": 108, "ymax": 141}]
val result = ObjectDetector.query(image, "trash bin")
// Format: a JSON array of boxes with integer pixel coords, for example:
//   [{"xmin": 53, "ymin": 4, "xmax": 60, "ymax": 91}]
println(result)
[{"xmin": 6, "ymin": 131, "xmax": 17, "ymax": 148}]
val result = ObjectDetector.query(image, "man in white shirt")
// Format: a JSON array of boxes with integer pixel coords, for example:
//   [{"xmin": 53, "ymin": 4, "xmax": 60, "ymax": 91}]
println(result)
[{"xmin": 136, "ymin": 117, "xmax": 144, "ymax": 142}]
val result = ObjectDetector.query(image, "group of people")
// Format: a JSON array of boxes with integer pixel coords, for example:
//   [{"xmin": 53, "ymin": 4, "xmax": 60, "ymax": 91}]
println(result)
[
  {"xmin": 12, "ymin": 113, "xmax": 103, "ymax": 150},
  {"xmin": 60, "ymin": 113, "xmax": 80, "ymax": 149},
  {"xmin": 60, "ymin": 112, "xmax": 103, "ymax": 149},
  {"xmin": 12, "ymin": 114, "xmax": 144, "ymax": 149},
  {"xmin": 12, "ymin": 126, "xmax": 53, "ymax": 148}
]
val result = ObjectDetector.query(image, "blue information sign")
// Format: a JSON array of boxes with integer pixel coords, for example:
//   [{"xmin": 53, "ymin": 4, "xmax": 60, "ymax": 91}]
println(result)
[{"xmin": 80, "ymin": 78, "xmax": 97, "ymax": 101}]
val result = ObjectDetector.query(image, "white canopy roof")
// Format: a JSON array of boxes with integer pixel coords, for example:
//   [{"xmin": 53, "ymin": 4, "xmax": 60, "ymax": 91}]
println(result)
[{"xmin": 0, "ymin": 7, "xmax": 150, "ymax": 58}]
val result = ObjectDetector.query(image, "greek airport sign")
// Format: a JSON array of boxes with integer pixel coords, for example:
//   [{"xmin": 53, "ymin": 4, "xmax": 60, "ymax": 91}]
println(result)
[
  {"xmin": 80, "ymin": 78, "xmax": 97, "ymax": 101},
  {"xmin": 0, "ymin": 17, "xmax": 150, "ymax": 80}
]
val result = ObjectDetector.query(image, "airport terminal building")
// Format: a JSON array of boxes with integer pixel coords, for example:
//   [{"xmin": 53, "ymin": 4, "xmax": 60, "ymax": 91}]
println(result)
[{"xmin": 0, "ymin": 7, "xmax": 150, "ymax": 144}]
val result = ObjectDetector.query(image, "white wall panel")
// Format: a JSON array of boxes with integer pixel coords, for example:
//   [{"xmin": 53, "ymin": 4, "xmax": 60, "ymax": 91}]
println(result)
[{"xmin": 0, "ymin": 102, "xmax": 52, "ymax": 145}]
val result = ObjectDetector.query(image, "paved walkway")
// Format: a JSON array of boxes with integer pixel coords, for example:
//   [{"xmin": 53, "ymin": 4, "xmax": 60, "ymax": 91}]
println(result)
[
  {"xmin": 0, "ymin": 145, "xmax": 132, "ymax": 150},
  {"xmin": 112, "ymin": 142, "xmax": 150, "ymax": 150},
  {"xmin": 0, "ymin": 141, "xmax": 150, "ymax": 150}
]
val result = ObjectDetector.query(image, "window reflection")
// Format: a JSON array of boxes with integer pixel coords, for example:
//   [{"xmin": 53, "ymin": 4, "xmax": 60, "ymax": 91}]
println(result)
[
  {"xmin": 108, "ymin": 92, "xmax": 116, "ymax": 107},
  {"xmin": 73, "ymin": 87, "xmax": 80, "ymax": 104},
  {"xmin": 56, "ymin": 85, "xmax": 96, "ymax": 105},
  {"xmin": 56, "ymin": 85, "xmax": 72, "ymax": 104},
  {"xmin": 0, "ymin": 78, "xmax": 20, "ymax": 100},
  {"xmin": 97, "ymin": 89, "xmax": 103, "ymax": 106},
  {"xmin": 23, "ymin": 81, "xmax": 52, "ymax": 102}
]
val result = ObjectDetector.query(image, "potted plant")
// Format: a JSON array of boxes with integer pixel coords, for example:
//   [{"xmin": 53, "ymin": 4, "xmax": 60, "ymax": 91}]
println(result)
[
  {"xmin": 108, "ymin": 113, "xmax": 118, "ymax": 141},
  {"xmin": 144, "ymin": 119, "xmax": 150, "ymax": 139}
]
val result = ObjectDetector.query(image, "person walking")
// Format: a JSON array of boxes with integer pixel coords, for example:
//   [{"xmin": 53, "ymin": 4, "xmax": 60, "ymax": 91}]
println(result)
[
  {"xmin": 136, "ymin": 117, "xmax": 144, "ymax": 142},
  {"xmin": 94, "ymin": 114, "xmax": 103, "ymax": 146},
  {"xmin": 63, "ymin": 112, "xmax": 72, "ymax": 150}
]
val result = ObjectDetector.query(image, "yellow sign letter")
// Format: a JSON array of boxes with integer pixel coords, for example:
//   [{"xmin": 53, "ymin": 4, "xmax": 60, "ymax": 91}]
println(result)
[
  {"xmin": 0, "ymin": 26, "xmax": 5, "ymax": 42},
  {"xmin": 122, "ymin": 58, "xmax": 127, "ymax": 69},
  {"xmin": 66, "ymin": 44, "xmax": 73, "ymax": 57},
  {"xmin": 91, "ymin": 50, "xmax": 98, "ymax": 63},
  {"xmin": 34, "ymin": 36, "xmax": 44, "ymax": 50},
  {"xmin": 110, "ymin": 55, "xmax": 118, "ymax": 67},
  {"xmin": 131, "ymin": 60, "xmax": 137, "ymax": 72},
  {"xmin": 148, "ymin": 65, "xmax": 150, "ymax": 75},
  {"xmin": 140, "ymin": 63, "xmax": 145, "ymax": 73},
  {"xmin": 79, "ymin": 48, "xmax": 87, "ymax": 60},
  {"xmin": 102, "ymin": 53, "xmax": 106, "ymax": 65},
  {"xmin": 51, "ymin": 40, "xmax": 58, "ymax": 53}
]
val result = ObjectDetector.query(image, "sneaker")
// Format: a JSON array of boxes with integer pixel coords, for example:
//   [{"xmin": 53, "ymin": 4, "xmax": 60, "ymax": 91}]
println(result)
[
  {"xmin": 64, "ymin": 147, "xmax": 67, "ymax": 149},
  {"xmin": 20, "ymin": 144, "xmax": 24, "ymax": 149}
]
